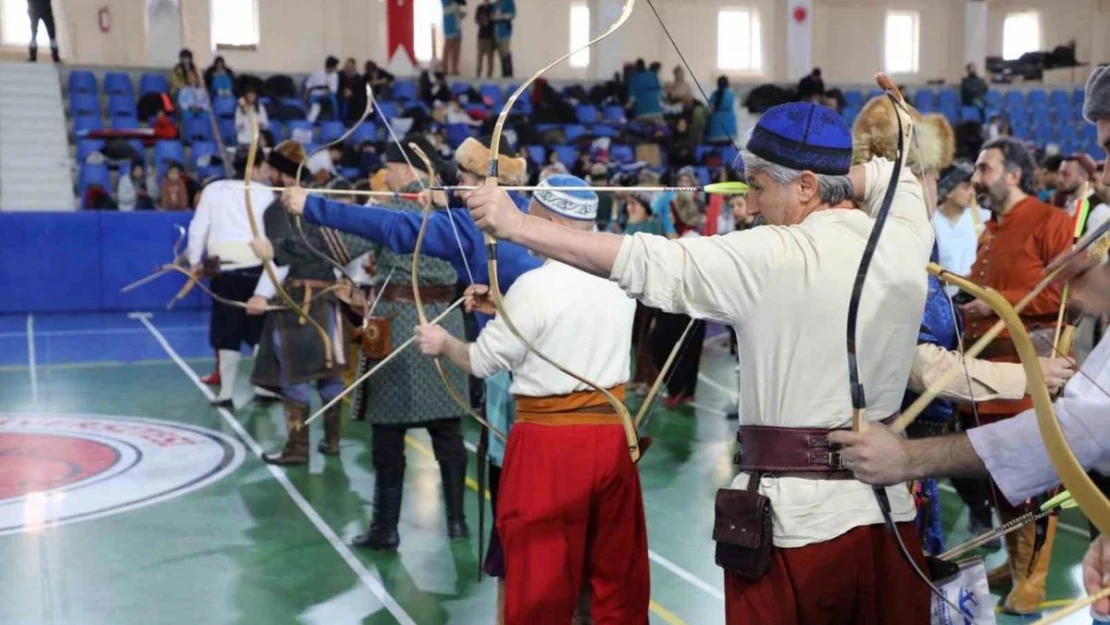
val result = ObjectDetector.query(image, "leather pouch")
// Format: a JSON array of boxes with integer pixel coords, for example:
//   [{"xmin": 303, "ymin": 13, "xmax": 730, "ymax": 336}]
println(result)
[
  {"xmin": 713, "ymin": 479, "xmax": 773, "ymax": 580},
  {"xmin": 361, "ymin": 316, "xmax": 392, "ymax": 360}
]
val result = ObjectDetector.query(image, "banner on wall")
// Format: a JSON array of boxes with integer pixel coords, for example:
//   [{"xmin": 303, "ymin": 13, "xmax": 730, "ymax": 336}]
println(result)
[{"xmin": 387, "ymin": 0, "xmax": 417, "ymax": 74}]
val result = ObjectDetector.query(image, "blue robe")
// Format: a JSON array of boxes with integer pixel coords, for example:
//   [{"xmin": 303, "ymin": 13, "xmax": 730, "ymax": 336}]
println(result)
[{"xmin": 303, "ymin": 193, "xmax": 541, "ymax": 465}]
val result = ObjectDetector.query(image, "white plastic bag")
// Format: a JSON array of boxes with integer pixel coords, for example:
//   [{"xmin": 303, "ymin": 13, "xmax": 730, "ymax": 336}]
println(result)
[{"xmin": 931, "ymin": 557, "xmax": 997, "ymax": 625}]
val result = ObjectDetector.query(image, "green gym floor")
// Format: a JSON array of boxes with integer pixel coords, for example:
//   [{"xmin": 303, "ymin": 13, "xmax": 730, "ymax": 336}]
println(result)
[{"xmin": 0, "ymin": 311, "xmax": 1097, "ymax": 624}]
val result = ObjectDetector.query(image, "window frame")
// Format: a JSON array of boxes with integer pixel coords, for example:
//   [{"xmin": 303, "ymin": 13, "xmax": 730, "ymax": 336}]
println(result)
[
  {"xmin": 569, "ymin": 2, "xmax": 591, "ymax": 69},
  {"xmin": 1, "ymin": 0, "xmax": 33, "ymax": 47},
  {"xmin": 414, "ymin": 0, "xmax": 444, "ymax": 64},
  {"xmin": 883, "ymin": 10, "xmax": 920, "ymax": 75},
  {"xmin": 211, "ymin": 0, "xmax": 261, "ymax": 51},
  {"xmin": 716, "ymin": 7, "xmax": 763, "ymax": 75},
  {"xmin": 1002, "ymin": 11, "xmax": 1042, "ymax": 61}
]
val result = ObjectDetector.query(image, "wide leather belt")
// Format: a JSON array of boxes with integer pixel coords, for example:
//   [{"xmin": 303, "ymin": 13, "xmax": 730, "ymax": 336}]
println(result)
[
  {"xmin": 381, "ymin": 283, "xmax": 457, "ymax": 303},
  {"xmin": 734, "ymin": 414, "xmax": 897, "ymax": 480}
]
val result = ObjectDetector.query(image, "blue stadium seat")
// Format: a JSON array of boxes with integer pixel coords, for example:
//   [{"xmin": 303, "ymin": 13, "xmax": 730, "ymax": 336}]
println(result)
[
  {"xmin": 937, "ymin": 89, "xmax": 960, "ymax": 109},
  {"xmin": 1073, "ymin": 88, "xmax": 1086, "ymax": 108},
  {"xmin": 107, "ymin": 94, "xmax": 136, "ymax": 119},
  {"xmin": 445, "ymin": 123, "xmax": 473, "ymax": 148},
  {"xmin": 377, "ymin": 101, "xmax": 399, "ymax": 120},
  {"xmin": 523, "ymin": 145, "xmax": 546, "ymax": 164},
  {"xmin": 695, "ymin": 145, "xmax": 716, "ymax": 163},
  {"xmin": 277, "ymin": 97, "xmax": 307, "ymax": 120},
  {"xmin": 139, "ymin": 73, "xmax": 170, "ymax": 96},
  {"xmin": 1057, "ymin": 123, "xmax": 1079, "ymax": 143},
  {"xmin": 1082, "ymin": 124, "xmax": 1099, "ymax": 144},
  {"xmin": 286, "ymin": 120, "xmax": 315, "ymax": 144},
  {"xmin": 318, "ymin": 120, "xmax": 345, "ymax": 144},
  {"xmin": 722, "ymin": 146, "xmax": 739, "ymax": 167},
  {"xmin": 565, "ymin": 125, "xmax": 587, "ymax": 142},
  {"xmin": 1032, "ymin": 125, "xmax": 1053, "ymax": 144},
  {"xmin": 73, "ymin": 114, "xmax": 103, "ymax": 135},
  {"xmin": 1027, "ymin": 89, "xmax": 1048, "ymax": 105},
  {"xmin": 69, "ymin": 92, "xmax": 100, "ymax": 116},
  {"xmin": 1049, "ymin": 89, "xmax": 1070, "ymax": 108},
  {"xmin": 1007, "ymin": 108, "xmax": 1029, "ymax": 126},
  {"xmin": 349, "ymin": 122, "xmax": 376, "ymax": 145},
  {"xmin": 213, "ymin": 96, "xmax": 237, "ymax": 119},
  {"xmin": 67, "ymin": 70, "xmax": 96, "ymax": 95},
  {"xmin": 76, "ymin": 139, "xmax": 105, "ymax": 163},
  {"xmin": 479, "ymin": 84, "xmax": 503, "ymax": 108},
  {"xmin": 959, "ymin": 106, "xmax": 983, "ymax": 123},
  {"xmin": 593, "ymin": 125, "xmax": 617, "ymax": 138},
  {"xmin": 576, "ymin": 105, "xmax": 600, "ymax": 124},
  {"xmin": 103, "ymin": 72, "xmax": 133, "ymax": 97},
  {"xmin": 604, "ymin": 105, "xmax": 626, "ymax": 123},
  {"xmin": 1059, "ymin": 140, "xmax": 1078, "ymax": 156},
  {"xmin": 843, "ymin": 90, "xmax": 864, "ymax": 109},
  {"xmin": 183, "ymin": 114, "xmax": 214, "ymax": 143},
  {"xmin": 610, "ymin": 144, "xmax": 634, "ymax": 164},
  {"xmin": 190, "ymin": 141, "xmax": 218, "ymax": 171},
  {"xmin": 451, "ymin": 82, "xmax": 470, "ymax": 96},
  {"xmin": 218, "ymin": 118, "xmax": 237, "ymax": 146},
  {"xmin": 867, "ymin": 89, "xmax": 883, "ymax": 102},
  {"xmin": 694, "ymin": 167, "xmax": 710, "ymax": 186},
  {"xmin": 153, "ymin": 140, "xmax": 186, "ymax": 178},
  {"xmin": 1004, "ymin": 91, "xmax": 1026, "ymax": 109},
  {"xmin": 78, "ymin": 162, "xmax": 111, "ymax": 207},
  {"xmin": 111, "ymin": 114, "xmax": 139, "ymax": 130},
  {"xmin": 985, "ymin": 90, "xmax": 1003, "ymax": 111},
  {"xmin": 939, "ymin": 103, "xmax": 960, "ymax": 125},
  {"xmin": 553, "ymin": 146, "xmax": 578, "ymax": 166},
  {"xmin": 841, "ymin": 107, "xmax": 860, "ymax": 126},
  {"xmin": 393, "ymin": 80, "xmax": 418, "ymax": 102},
  {"xmin": 914, "ymin": 90, "xmax": 936, "ymax": 111}
]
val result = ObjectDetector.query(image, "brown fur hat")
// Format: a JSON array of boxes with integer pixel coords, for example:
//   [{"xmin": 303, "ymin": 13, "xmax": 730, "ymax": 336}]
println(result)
[
  {"xmin": 851, "ymin": 96, "xmax": 955, "ymax": 173},
  {"xmin": 454, "ymin": 136, "xmax": 528, "ymax": 185}
]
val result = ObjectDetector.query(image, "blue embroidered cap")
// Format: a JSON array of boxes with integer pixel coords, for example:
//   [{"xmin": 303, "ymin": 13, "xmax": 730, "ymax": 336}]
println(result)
[
  {"xmin": 533, "ymin": 174, "xmax": 598, "ymax": 221},
  {"xmin": 746, "ymin": 102, "xmax": 853, "ymax": 175}
]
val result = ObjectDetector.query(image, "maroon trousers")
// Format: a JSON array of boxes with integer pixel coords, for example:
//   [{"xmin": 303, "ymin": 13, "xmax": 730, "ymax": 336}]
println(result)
[
  {"xmin": 725, "ymin": 522, "xmax": 930, "ymax": 625},
  {"xmin": 497, "ymin": 422, "xmax": 650, "ymax": 625}
]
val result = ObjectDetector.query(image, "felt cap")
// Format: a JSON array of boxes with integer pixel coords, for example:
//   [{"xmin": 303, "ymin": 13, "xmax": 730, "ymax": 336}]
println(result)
[
  {"xmin": 745, "ymin": 102, "xmax": 853, "ymax": 175},
  {"xmin": 533, "ymin": 174, "xmax": 598, "ymax": 221}
]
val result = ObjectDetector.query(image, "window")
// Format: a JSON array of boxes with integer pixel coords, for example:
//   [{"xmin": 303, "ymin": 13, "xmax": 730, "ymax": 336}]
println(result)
[
  {"xmin": 569, "ymin": 4, "xmax": 590, "ymax": 68},
  {"xmin": 414, "ymin": 0, "xmax": 444, "ymax": 63},
  {"xmin": 211, "ymin": 0, "xmax": 259, "ymax": 49},
  {"xmin": 2, "ymin": 0, "xmax": 32, "ymax": 46},
  {"xmin": 716, "ymin": 9, "xmax": 762, "ymax": 73},
  {"xmin": 884, "ymin": 11, "xmax": 919, "ymax": 74},
  {"xmin": 1003, "ymin": 12, "xmax": 1041, "ymax": 61}
]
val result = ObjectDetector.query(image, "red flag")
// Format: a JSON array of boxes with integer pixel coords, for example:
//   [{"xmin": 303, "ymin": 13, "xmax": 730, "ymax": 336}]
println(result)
[{"xmin": 387, "ymin": 0, "xmax": 416, "ymax": 67}]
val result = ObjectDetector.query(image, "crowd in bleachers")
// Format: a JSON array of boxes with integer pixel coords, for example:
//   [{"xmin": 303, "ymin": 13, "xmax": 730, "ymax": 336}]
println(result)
[{"xmin": 65, "ymin": 50, "xmax": 1102, "ymax": 219}]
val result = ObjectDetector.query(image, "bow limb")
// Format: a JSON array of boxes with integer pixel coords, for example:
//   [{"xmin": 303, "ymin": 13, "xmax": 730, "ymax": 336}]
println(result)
[
  {"xmin": 483, "ymin": 0, "xmax": 640, "ymax": 463},
  {"xmin": 408, "ymin": 142, "xmax": 506, "ymax": 441},
  {"xmin": 243, "ymin": 111, "xmax": 335, "ymax": 369},
  {"xmin": 927, "ymin": 263, "xmax": 1110, "ymax": 539}
]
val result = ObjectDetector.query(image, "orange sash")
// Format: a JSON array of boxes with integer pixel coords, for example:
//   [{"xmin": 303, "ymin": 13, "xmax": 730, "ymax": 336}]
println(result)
[{"xmin": 514, "ymin": 385, "xmax": 626, "ymax": 426}]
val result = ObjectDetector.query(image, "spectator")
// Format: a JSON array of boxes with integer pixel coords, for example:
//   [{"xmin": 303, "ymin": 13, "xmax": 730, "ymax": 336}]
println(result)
[
  {"xmin": 27, "ymin": 0, "xmax": 60, "ymax": 63},
  {"xmin": 1036, "ymin": 153, "xmax": 1065, "ymax": 203},
  {"xmin": 442, "ymin": 0, "xmax": 465, "ymax": 76},
  {"xmin": 177, "ymin": 70, "xmax": 210, "ymax": 120},
  {"xmin": 358, "ymin": 141, "xmax": 382, "ymax": 179},
  {"xmin": 796, "ymin": 67, "xmax": 825, "ymax": 102},
  {"xmin": 668, "ymin": 116, "xmax": 698, "ymax": 167},
  {"xmin": 706, "ymin": 76, "xmax": 737, "ymax": 145},
  {"xmin": 338, "ymin": 58, "xmax": 366, "ymax": 121},
  {"xmin": 1056, "ymin": 153, "xmax": 1110, "ymax": 234},
  {"xmin": 423, "ymin": 71, "xmax": 452, "ymax": 105},
  {"xmin": 932, "ymin": 161, "xmax": 985, "ymax": 294},
  {"xmin": 234, "ymin": 86, "xmax": 269, "ymax": 146},
  {"xmin": 160, "ymin": 162, "xmax": 190, "ymax": 210},
  {"xmin": 204, "ymin": 56, "xmax": 235, "ymax": 96},
  {"xmin": 152, "ymin": 107, "xmax": 179, "ymax": 140},
  {"xmin": 306, "ymin": 144, "xmax": 343, "ymax": 183},
  {"xmin": 627, "ymin": 59, "xmax": 663, "ymax": 121},
  {"xmin": 475, "ymin": 0, "xmax": 496, "ymax": 78},
  {"xmin": 492, "ymin": 0, "xmax": 516, "ymax": 77},
  {"xmin": 960, "ymin": 63, "xmax": 989, "ymax": 109},
  {"xmin": 664, "ymin": 65, "xmax": 694, "ymax": 111},
  {"xmin": 170, "ymin": 49, "xmax": 196, "ymax": 94},
  {"xmin": 117, "ymin": 164, "xmax": 136, "ymax": 211},
  {"xmin": 305, "ymin": 56, "xmax": 340, "ymax": 122},
  {"xmin": 364, "ymin": 61, "xmax": 395, "ymax": 93}
]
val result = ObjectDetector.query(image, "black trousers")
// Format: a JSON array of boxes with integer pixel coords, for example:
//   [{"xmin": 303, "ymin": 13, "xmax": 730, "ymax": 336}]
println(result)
[
  {"xmin": 650, "ymin": 312, "xmax": 705, "ymax": 397},
  {"xmin": 208, "ymin": 268, "xmax": 265, "ymax": 351},
  {"xmin": 28, "ymin": 2, "xmax": 57, "ymax": 48},
  {"xmin": 372, "ymin": 418, "xmax": 466, "ymax": 471}
]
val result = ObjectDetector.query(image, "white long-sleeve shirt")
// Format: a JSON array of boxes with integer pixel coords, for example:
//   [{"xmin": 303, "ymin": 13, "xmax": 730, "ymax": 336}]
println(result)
[
  {"xmin": 186, "ymin": 179, "xmax": 274, "ymax": 268},
  {"xmin": 470, "ymin": 260, "xmax": 636, "ymax": 397},
  {"xmin": 933, "ymin": 207, "xmax": 989, "ymax": 285},
  {"xmin": 609, "ymin": 157, "xmax": 933, "ymax": 548}
]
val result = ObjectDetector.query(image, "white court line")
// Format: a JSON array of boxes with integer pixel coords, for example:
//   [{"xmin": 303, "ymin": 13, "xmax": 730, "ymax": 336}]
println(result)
[
  {"xmin": 936, "ymin": 482, "xmax": 1089, "ymax": 538},
  {"xmin": 133, "ymin": 312, "xmax": 418, "ymax": 625},
  {"xmin": 460, "ymin": 439, "xmax": 726, "ymax": 602},
  {"xmin": 0, "ymin": 325, "xmax": 206, "ymax": 339},
  {"xmin": 697, "ymin": 372, "xmax": 739, "ymax": 399},
  {"xmin": 26, "ymin": 314, "xmax": 38, "ymax": 404}
]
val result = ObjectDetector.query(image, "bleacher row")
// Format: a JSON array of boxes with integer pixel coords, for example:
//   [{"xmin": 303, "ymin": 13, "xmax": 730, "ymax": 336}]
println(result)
[{"xmin": 66, "ymin": 69, "xmax": 1101, "ymax": 209}]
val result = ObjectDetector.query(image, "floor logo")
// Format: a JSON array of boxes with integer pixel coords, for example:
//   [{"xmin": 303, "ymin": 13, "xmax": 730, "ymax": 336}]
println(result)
[{"xmin": 0, "ymin": 414, "xmax": 244, "ymax": 535}]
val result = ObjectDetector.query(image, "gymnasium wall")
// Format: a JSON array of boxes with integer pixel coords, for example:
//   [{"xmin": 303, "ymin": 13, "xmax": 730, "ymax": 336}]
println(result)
[
  {"xmin": 0, "ymin": 212, "xmax": 210, "ymax": 313},
  {"xmin": 3, "ymin": 0, "xmax": 1108, "ymax": 85}
]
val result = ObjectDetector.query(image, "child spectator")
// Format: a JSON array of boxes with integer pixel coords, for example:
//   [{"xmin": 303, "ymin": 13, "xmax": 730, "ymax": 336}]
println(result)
[{"xmin": 160, "ymin": 162, "xmax": 190, "ymax": 210}]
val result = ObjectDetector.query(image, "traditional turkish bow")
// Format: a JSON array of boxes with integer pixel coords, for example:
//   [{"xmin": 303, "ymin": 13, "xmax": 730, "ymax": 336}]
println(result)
[{"xmin": 243, "ymin": 111, "xmax": 335, "ymax": 369}]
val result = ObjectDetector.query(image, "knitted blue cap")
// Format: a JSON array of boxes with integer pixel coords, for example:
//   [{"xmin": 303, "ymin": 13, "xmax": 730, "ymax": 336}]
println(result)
[
  {"xmin": 746, "ymin": 102, "xmax": 853, "ymax": 175},
  {"xmin": 533, "ymin": 174, "xmax": 598, "ymax": 221}
]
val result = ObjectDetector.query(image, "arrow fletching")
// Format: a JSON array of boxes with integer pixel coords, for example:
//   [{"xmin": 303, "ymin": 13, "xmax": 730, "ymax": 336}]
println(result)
[{"xmin": 702, "ymin": 181, "xmax": 749, "ymax": 195}]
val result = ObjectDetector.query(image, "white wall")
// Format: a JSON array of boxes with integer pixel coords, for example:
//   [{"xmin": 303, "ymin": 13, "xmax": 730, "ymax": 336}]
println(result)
[{"xmin": 2, "ymin": 0, "xmax": 1106, "ymax": 85}]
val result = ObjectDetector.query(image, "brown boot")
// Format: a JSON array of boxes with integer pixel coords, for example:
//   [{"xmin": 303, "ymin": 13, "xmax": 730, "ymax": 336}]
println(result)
[
  {"xmin": 262, "ymin": 399, "xmax": 309, "ymax": 465},
  {"xmin": 1000, "ymin": 516, "xmax": 1058, "ymax": 614},
  {"xmin": 317, "ymin": 403, "xmax": 341, "ymax": 456}
]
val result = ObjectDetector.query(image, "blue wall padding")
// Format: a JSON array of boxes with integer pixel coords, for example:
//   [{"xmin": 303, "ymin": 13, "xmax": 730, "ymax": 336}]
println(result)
[{"xmin": 0, "ymin": 212, "xmax": 213, "ymax": 313}]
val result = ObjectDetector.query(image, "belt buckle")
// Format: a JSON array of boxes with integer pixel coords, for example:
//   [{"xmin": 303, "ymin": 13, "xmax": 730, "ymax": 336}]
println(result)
[{"xmin": 808, "ymin": 449, "xmax": 844, "ymax": 470}]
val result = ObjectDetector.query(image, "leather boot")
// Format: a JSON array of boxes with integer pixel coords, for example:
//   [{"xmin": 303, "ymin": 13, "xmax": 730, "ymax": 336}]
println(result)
[
  {"xmin": 987, "ymin": 506, "xmax": 1021, "ymax": 586},
  {"xmin": 28, "ymin": 45, "xmax": 36, "ymax": 62},
  {"xmin": 1000, "ymin": 516, "xmax": 1058, "ymax": 614},
  {"xmin": 441, "ymin": 461, "xmax": 470, "ymax": 539},
  {"xmin": 262, "ymin": 399, "xmax": 310, "ymax": 465},
  {"xmin": 352, "ymin": 466, "xmax": 404, "ymax": 551},
  {"xmin": 317, "ymin": 403, "xmax": 341, "ymax": 456}
]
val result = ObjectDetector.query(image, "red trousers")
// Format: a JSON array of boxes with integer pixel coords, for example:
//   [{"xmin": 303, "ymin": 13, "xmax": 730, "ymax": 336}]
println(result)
[
  {"xmin": 725, "ymin": 522, "xmax": 930, "ymax": 625},
  {"xmin": 497, "ymin": 422, "xmax": 650, "ymax": 625}
]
